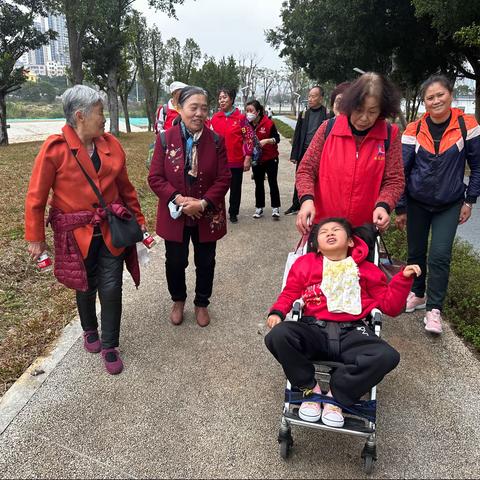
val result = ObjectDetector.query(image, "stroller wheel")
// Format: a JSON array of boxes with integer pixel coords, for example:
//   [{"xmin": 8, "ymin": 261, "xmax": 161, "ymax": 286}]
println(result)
[
  {"xmin": 363, "ymin": 455, "xmax": 375, "ymax": 474},
  {"xmin": 279, "ymin": 438, "xmax": 292, "ymax": 459}
]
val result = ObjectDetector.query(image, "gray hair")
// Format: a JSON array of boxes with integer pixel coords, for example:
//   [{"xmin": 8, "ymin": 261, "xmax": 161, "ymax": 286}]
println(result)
[
  {"xmin": 178, "ymin": 86, "xmax": 207, "ymax": 107},
  {"xmin": 62, "ymin": 85, "xmax": 103, "ymax": 127}
]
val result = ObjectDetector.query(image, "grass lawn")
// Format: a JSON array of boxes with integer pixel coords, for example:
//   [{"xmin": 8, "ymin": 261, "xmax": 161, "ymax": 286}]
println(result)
[{"xmin": 0, "ymin": 131, "xmax": 156, "ymax": 396}]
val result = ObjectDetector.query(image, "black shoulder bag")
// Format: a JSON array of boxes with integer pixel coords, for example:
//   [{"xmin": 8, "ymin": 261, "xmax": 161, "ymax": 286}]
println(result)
[{"xmin": 70, "ymin": 148, "xmax": 143, "ymax": 248}]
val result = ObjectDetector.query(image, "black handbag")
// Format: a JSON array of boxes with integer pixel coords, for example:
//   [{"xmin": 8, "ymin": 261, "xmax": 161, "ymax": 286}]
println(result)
[
  {"xmin": 378, "ymin": 234, "xmax": 406, "ymax": 282},
  {"xmin": 70, "ymin": 148, "xmax": 143, "ymax": 248}
]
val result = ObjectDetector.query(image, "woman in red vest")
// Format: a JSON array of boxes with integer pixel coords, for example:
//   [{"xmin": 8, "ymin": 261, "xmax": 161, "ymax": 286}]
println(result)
[
  {"xmin": 245, "ymin": 100, "xmax": 281, "ymax": 219},
  {"xmin": 211, "ymin": 88, "xmax": 254, "ymax": 223},
  {"xmin": 296, "ymin": 72, "xmax": 404, "ymax": 234}
]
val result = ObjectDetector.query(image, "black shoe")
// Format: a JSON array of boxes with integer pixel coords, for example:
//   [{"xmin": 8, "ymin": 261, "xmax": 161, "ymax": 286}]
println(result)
[
  {"xmin": 230, "ymin": 214, "xmax": 238, "ymax": 223},
  {"xmin": 284, "ymin": 206, "xmax": 299, "ymax": 216}
]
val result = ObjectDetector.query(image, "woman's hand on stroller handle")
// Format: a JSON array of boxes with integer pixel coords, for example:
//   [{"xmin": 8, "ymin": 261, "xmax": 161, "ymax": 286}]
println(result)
[{"xmin": 296, "ymin": 200, "xmax": 316, "ymax": 235}]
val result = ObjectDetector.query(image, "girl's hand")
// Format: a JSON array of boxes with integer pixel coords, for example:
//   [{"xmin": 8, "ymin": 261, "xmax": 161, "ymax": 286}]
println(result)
[
  {"xmin": 28, "ymin": 241, "xmax": 48, "ymax": 261},
  {"xmin": 459, "ymin": 203, "xmax": 472, "ymax": 225},
  {"xmin": 403, "ymin": 264, "xmax": 421, "ymax": 278},
  {"xmin": 395, "ymin": 213, "xmax": 407, "ymax": 231},
  {"xmin": 266, "ymin": 314, "xmax": 282, "ymax": 329}
]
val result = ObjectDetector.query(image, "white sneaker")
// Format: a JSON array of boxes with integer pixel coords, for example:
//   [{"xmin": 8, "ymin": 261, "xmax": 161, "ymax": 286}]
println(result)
[
  {"xmin": 424, "ymin": 309, "xmax": 443, "ymax": 334},
  {"xmin": 253, "ymin": 208, "xmax": 263, "ymax": 218},
  {"xmin": 272, "ymin": 207, "xmax": 280, "ymax": 219},
  {"xmin": 299, "ymin": 401, "xmax": 321, "ymax": 422},
  {"xmin": 321, "ymin": 403, "xmax": 344, "ymax": 428}
]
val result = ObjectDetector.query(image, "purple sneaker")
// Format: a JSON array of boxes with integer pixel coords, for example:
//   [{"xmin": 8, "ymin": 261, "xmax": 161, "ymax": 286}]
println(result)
[
  {"xmin": 83, "ymin": 329, "xmax": 101, "ymax": 353},
  {"xmin": 101, "ymin": 348, "xmax": 124, "ymax": 375}
]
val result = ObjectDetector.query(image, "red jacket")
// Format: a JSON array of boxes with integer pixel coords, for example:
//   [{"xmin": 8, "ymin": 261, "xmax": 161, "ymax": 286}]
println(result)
[
  {"xmin": 154, "ymin": 101, "xmax": 180, "ymax": 134},
  {"xmin": 270, "ymin": 236, "xmax": 413, "ymax": 322},
  {"xmin": 211, "ymin": 108, "xmax": 254, "ymax": 168},
  {"xmin": 25, "ymin": 125, "xmax": 145, "ymax": 258},
  {"xmin": 296, "ymin": 115, "xmax": 404, "ymax": 227},
  {"xmin": 253, "ymin": 115, "xmax": 279, "ymax": 163},
  {"xmin": 148, "ymin": 124, "xmax": 231, "ymax": 243}
]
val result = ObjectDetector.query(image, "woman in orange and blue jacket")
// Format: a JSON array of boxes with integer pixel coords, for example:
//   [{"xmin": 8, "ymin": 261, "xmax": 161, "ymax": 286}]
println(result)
[{"xmin": 395, "ymin": 75, "xmax": 480, "ymax": 335}]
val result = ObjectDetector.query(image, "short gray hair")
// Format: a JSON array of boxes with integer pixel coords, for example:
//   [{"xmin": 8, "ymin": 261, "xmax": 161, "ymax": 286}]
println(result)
[
  {"xmin": 62, "ymin": 85, "xmax": 103, "ymax": 127},
  {"xmin": 178, "ymin": 86, "xmax": 208, "ymax": 107}
]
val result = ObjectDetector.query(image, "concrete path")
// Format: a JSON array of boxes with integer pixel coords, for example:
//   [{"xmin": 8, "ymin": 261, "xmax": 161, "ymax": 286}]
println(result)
[{"xmin": 1, "ymin": 139, "xmax": 480, "ymax": 479}]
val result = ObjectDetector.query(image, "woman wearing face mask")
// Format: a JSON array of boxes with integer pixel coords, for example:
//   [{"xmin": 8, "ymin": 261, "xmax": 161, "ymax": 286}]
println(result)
[
  {"xmin": 395, "ymin": 75, "xmax": 480, "ymax": 334},
  {"xmin": 245, "ymin": 100, "xmax": 281, "ymax": 219},
  {"xmin": 148, "ymin": 86, "xmax": 231, "ymax": 327},
  {"xmin": 296, "ymin": 72, "xmax": 405, "ymax": 234},
  {"xmin": 211, "ymin": 88, "xmax": 255, "ymax": 223}
]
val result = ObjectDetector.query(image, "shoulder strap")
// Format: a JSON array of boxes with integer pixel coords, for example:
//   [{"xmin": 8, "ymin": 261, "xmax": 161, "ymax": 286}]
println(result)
[
  {"xmin": 160, "ymin": 130, "xmax": 167, "ymax": 152},
  {"xmin": 212, "ymin": 131, "xmax": 220, "ymax": 148},
  {"xmin": 163, "ymin": 103, "xmax": 168, "ymax": 122},
  {"xmin": 415, "ymin": 120, "xmax": 421, "ymax": 137},
  {"xmin": 458, "ymin": 115, "xmax": 467, "ymax": 143},
  {"xmin": 324, "ymin": 117, "xmax": 336, "ymax": 139},
  {"xmin": 384, "ymin": 122, "xmax": 392, "ymax": 152},
  {"xmin": 70, "ymin": 148, "xmax": 107, "ymax": 209}
]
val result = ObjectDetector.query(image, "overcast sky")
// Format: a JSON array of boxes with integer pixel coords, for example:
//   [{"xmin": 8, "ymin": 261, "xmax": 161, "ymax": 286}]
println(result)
[{"xmin": 133, "ymin": 0, "xmax": 286, "ymax": 70}]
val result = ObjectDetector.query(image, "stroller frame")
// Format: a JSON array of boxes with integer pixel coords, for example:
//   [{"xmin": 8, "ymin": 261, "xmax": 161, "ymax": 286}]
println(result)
[{"xmin": 276, "ymin": 233, "xmax": 383, "ymax": 474}]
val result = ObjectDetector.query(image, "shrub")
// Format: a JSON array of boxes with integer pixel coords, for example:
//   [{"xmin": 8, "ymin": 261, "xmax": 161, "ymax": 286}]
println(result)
[
  {"xmin": 383, "ymin": 219, "xmax": 480, "ymax": 351},
  {"xmin": 274, "ymin": 119, "xmax": 294, "ymax": 140}
]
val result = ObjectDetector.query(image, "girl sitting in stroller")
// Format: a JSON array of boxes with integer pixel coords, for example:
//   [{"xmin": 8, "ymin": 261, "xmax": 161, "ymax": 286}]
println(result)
[{"xmin": 265, "ymin": 217, "xmax": 420, "ymax": 427}]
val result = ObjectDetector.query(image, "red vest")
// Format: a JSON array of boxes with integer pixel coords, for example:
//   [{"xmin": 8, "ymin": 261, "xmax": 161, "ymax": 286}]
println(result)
[
  {"xmin": 254, "ymin": 115, "xmax": 279, "ymax": 162},
  {"xmin": 314, "ymin": 114, "xmax": 398, "ymax": 227}
]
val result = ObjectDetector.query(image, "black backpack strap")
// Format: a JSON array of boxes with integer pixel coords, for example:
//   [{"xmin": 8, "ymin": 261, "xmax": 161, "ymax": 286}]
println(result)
[
  {"xmin": 458, "ymin": 115, "xmax": 467, "ymax": 143},
  {"xmin": 212, "ymin": 131, "xmax": 220, "ymax": 148},
  {"xmin": 324, "ymin": 117, "xmax": 336, "ymax": 139},
  {"xmin": 384, "ymin": 122, "xmax": 391, "ymax": 152},
  {"xmin": 415, "ymin": 120, "xmax": 421, "ymax": 136},
  {"xmin": 160, "ymin": 130, "xmax": 167, "ymax": 152},
  {"xmin": 163, "ymin": 103, "xmax": 168, "ymax": 122}
]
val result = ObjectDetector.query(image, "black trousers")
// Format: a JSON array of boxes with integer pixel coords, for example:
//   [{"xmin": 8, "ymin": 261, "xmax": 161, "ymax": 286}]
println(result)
[
  {"xmin": 76, "ymin": 235, "xmax": 125, "ymax": 349},
  {"xmin": 229, "ymin": 167, "xmax": 244, "ymax": 217},
  {"xmin": 164, "ymin": 226, "xmax": 217, "ymax": 307},
  {"xmin": 252, "ymin": 159, "xmax": 281, "ymax": 209},
  {"xmin": 407, "ymin": 199, "xmax": 462, "ymax": 311},
  {"xmin": 265, "ymin": 320, "xmax": 400, "ymax": 406}
]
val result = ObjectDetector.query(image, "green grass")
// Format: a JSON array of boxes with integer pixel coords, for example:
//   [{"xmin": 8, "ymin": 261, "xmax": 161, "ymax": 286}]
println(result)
[
  {"xmin": 0, "ymin": 131, "xmax": 156, "ymax": 396},
  {"xmin": 274, "ymin": 119, "xmax": 294, "ymax": 141},
  {"xmin": 383, "ymin": 220, "xmax": 480, "ymax": 352}
]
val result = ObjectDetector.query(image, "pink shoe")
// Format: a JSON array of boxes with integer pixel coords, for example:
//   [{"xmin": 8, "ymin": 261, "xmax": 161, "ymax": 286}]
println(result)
[
  {"xmin": 424, "ymin": 309, "xmax": 443, "ymax": 334},
  {"xmin": 405, "ymin": 292, "xmax": 426, "ymax": 313},
  {"xmin": 83, "ymin": 329, "xmax": 101, "ymax": 353},
  {"xmin": 101, "ymin": 348, "xmax": 124, "ymax": 375},
  {"xmin": 299, "ymin": 384, "xmax": 322, "ymax": 422}
]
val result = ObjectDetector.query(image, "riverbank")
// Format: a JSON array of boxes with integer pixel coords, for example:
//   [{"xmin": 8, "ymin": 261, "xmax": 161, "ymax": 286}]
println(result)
[{"xmin": 6, "ymin": 119, "xmax": 148, "ymax": 144}]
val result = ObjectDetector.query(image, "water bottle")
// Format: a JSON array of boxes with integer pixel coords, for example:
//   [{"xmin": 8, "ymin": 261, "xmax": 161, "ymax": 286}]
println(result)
[
  {"xmin": 136, "ymin": 242, "xmax": 151, "ymax": 267},
  {"xmin": 37, "ymin": 252, "xmax": 52, "ymax": 272},
  {"xmin": 142, "ymin": 231, "xmax": 156, "ymax": 249}
]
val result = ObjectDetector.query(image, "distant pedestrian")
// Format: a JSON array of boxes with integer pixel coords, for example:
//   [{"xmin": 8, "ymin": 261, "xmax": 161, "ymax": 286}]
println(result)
[
  {"xmin": 154, "ymin": 80, "xmax": 188, "ymax": 134},
  {"xmin": 266, "ymin": 106, "xmax": 274, "ymax": 119},
  {"xmin": 395, "ymin": 74, "xmax": 480, "ymax": 334},
  {"xmin": 245, "ymin": 99, "xmax": 281, "ymax": 219},
  {"xmin": 148, "ymin": 86, "xmax": 231, "ymax": 327},
  {"xmin": 25, "ymin": 85, "xmax": 146, "ymax": 375},
  {"xmin": 211, "ymin": 87, "xmax": 255, "ymax": 223},
  {"xmin": 285, "ymin": 86, "xmax": 327, "ymax": 215}
]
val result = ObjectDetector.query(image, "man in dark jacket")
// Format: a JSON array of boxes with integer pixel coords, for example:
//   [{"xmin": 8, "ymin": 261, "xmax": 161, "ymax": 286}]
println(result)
[{"xmin": 285, "ymin": 85, "xmax": 327, "ymax": 215}]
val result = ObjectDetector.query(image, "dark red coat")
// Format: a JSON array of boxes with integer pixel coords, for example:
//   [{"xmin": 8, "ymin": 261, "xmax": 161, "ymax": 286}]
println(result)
[
  {"xmin": 148, "ymin": 124, "xmax": 231, "ymax": 243},
  {"xmin": 270, "ymin": 236, "xmax": 413, "ymax": 322}
]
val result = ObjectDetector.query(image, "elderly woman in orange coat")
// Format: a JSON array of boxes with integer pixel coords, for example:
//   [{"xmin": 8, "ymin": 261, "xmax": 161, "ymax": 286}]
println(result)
[{"xmin": 25, "ymin": 85, "xmax": 146, "ymax": 375}]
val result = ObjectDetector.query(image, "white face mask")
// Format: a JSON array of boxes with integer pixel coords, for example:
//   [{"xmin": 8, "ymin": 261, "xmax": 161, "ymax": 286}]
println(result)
[{"xmin": 246, "ymin": 112, "xmax": 257, "ymax": 122}]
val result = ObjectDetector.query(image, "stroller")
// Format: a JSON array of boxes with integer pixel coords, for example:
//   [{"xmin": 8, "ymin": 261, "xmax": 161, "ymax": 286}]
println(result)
[{"xmin": 276, "ymin": 225, "xmax": 385, "ymax": 474}]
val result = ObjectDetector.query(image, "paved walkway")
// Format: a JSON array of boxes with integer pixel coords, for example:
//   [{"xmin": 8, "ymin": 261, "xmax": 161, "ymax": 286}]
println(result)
[{"xmin": 1, "ymin": 139, "xmax": 479, "ymax": 478}]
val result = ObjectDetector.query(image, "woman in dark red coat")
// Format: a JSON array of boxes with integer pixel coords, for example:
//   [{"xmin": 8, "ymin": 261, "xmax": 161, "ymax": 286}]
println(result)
[
  {"xmin": 245, "ymin": 100, "xmax": 281, "ymax": 220},
  {"xmin": 148, "ymin": 86, "xmax": 231, "ymax": 327}
]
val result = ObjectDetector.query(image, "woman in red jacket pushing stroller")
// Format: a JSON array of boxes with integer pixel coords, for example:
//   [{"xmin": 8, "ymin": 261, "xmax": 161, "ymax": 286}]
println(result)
[{"xmin": 265, "ymin": 217, "xmax": 420, "ymax": 427}]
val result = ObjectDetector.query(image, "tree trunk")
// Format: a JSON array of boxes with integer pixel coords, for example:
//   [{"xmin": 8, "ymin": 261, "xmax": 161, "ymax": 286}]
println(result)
[
  {"xmin": 65, "ymin": 15, "xmax": 83, "ymax": 84},
  {"xmin": 0, "ymin": 93, "xmax": 8, "ymax": 146},
  {"xmin": 107, "ymin": 69, "xmax": 119, "ymax": 137},
  {"xmin": 120, "ymin": 93, "xmax": 131, "ymax": 133}
]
